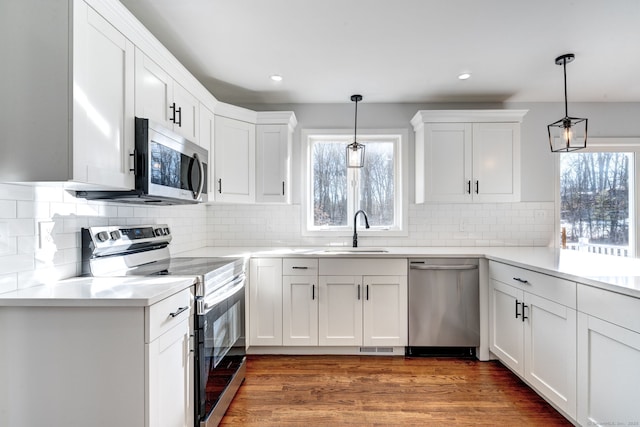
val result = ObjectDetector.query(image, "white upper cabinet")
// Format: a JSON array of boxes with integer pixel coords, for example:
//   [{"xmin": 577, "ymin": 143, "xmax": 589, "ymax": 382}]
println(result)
[
  {"xmin": 1, "ymin": 0, "xmax": 135, "ymax": 189},
  {"xmin": 412, "ymin": 110, "xmax": 527, "ymax": 203},
  {"xmin": 256, "ymin": 112, "xmax": 297, "ymax": 204},
  {"xmin": 135, "ymin": 49, "xmax": 199, "ymax": 143},
  {"xmin": 214, "ymin": 114, "xmax": 256, "ymax": 203}
]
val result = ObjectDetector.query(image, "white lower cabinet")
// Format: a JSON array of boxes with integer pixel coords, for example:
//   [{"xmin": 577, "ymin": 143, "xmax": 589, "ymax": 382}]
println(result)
[
  {"xmin": 0, "ymin": 285, "xmax": 194, "ymax": 427},
  {"xmin": 489, "ymin": 261, "xmax": 577, "ymax": 420},
  {"xmin": 577, "ymin": 284, "xmax": 640, "ymax": 426},
  {"xmin": 318, "ymin": 259, "xmax": 408, "ymax": 347},
  {"xmin": 249, "ymin": 258, "xmax": 283, "ymax": 345},
  {"xmin": 282, "ymin": 258, "xmax": 319, "ymax": 345}
]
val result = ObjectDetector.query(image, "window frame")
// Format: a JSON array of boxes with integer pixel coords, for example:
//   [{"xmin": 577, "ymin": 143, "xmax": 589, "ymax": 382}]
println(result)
[
  {"xmin": 301, "ymin": 128, "xmax": 409, "ymax": 238},
  {"xmin": 555, "ymin": 137, "xmax": 640, "ymax": 257}
]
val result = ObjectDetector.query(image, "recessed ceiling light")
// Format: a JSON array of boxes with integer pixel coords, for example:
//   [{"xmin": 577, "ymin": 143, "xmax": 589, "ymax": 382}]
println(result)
[
  {"xmin": 458, "ymin": 73, "xmax": 471, "ymax": 80},
  {"xmin": 270, "ymin": 74, "xmax": 283, "ymax": 82}
]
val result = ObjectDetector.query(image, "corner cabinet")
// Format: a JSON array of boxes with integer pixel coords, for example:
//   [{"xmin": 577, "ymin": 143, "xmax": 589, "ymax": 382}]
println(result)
[
  {"xmin": 1, "ymin": 0, "xmax": 135, "ymax": 189},
  {"xmin": 576, "ymin": 285, "xmax": 640, "ymax": 426},
  {"xmin": 489, "ymin": 261, "xmax": 577, "ymax": 421},
  {"xmin": 318, "ymin": 258, "xmax": 408, "ymax": 347},
  {"xmin": 214, "ymin": 112, "xmax": 256, "ymax": 203},
  {"xmin": 256, "ymin": 112, "xmax": 297, "ymax": 204},
  {"xmin": 412, "ymin": 110, "xmax": 527, "ymax": 203}
]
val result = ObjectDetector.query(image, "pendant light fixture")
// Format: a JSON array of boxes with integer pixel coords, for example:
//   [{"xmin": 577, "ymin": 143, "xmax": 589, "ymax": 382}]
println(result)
[
  {"xmin": 346, "ymin": 94, "xmax": 365, "ymax": 168},
  {"xmin": 548, "ymin": 53, "xmax": 588, "ymax": 152}
]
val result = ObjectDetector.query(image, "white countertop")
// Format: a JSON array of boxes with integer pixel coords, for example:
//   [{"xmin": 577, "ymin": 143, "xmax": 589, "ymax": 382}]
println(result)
[
  {"xmin": 178, "ymin": 246, "xmax": 640, "ymax": 299},
  {"xmin": 0, "ymin": 276, "xmax": 195, "ymax": 307}
]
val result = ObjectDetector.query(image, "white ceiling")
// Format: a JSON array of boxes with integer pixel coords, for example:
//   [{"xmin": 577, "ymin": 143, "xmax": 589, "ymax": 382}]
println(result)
[{"xmin": 119, "ymin": 0, "xmax": 640, "ymax": 105}]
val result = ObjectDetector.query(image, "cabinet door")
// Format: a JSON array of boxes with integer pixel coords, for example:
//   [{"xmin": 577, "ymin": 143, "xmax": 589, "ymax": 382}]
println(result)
[
  {"xmin": 73, "ymin": 1, "xmax": 134, "ymax": 189},
  {"xmin": 577, "ymin": 313, "xmax": 640, "ymax": 426},
  {"xmin": 147, "ymin": 316, "xmax": 193, "ymax": 427},
  {"xmin": 134, "ymin": 49, "xmax": 172, "ymax": 128},
  {"xmin": 256, "ymin": 124, "xmax": 290, "ymax": 203},
  {"xmin": 422, "ymin": 123, "xmax": 472, "ymax": 202},
  {"xmin": 489, "ymin": 279, "xmax": 524, "ymax": 375},
  {"xmin": 472, "ymin": 122, "xmax": 520, "ymax": 202},
  {"xmin": 173, "ymin": 82, "xmax": 199, "ymax": 143},
  {"xmin": 524, "ymin": 293, "xmax": 577, "ymax": 419},
  {"xmin": 283, "ymin": 275, "xmax": 318, "ymax": 346},
  {"xmin": 214, "ymin": 116, "xmax": 256, "ymax": 203},
  {"xmin": 249, "ymin": 259, "xmax": 282, "ymax": 345},
  {"xmin": 363, "ymin": 275, "xmax": 407, "ymax": 347},
  {"xmin": 318, "ymin": 276, "xmax": 362, "ymax": 346}
]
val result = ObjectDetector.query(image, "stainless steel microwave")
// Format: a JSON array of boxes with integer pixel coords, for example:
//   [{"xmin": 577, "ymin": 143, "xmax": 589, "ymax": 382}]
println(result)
[{"xmin": 77, "ymin": 117, "xmax": 208, "ymax": 205}]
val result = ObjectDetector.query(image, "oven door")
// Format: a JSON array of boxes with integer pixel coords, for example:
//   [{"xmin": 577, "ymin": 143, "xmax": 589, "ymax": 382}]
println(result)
[{"xmin": 195, "ymin": 274, "xmax": 246, "ymax": 427}]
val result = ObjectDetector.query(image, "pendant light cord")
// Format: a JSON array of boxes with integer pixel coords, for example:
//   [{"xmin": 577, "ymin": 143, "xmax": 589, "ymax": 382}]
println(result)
[
  {"xmin": 354, "ymin": 98, "xmax": 359, "ymax": 142},
  {"xmin": 563, "ymin": 57, "xmax": 569, "ymax": 118}
]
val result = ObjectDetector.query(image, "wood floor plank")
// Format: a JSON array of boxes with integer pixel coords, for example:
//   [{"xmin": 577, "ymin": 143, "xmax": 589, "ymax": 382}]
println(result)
[{"xmin": 220, "ymin": 355, "xmax": 572, "ymax": 426}]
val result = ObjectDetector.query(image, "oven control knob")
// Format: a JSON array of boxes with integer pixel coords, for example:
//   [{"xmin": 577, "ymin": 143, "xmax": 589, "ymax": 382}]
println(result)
[
  {"xmin": 95, "ymin": 231, "xmax": 109, "ymax": 242},
  {"xmin": 163, "ymin": 227, "xmax": 170, "ymax": 236},
  {"xmin": 154, "ymin": 228, "xmax": 164, "ymax": 237},
  {"xmin": 110, "ymin": 230, "xmax": 121, "ymax": 241}
]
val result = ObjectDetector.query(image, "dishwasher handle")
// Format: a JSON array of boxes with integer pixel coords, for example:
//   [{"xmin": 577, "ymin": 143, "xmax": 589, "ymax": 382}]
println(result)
[{"xmin": 409, "ymin": 264, "xmax": 478, "ymax": 271}]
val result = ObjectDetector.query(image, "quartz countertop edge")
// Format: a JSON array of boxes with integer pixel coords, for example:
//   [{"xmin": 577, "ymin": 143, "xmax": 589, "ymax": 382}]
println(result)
[
  {"xmin": 0, "ymin": 276, "xmax": 195, "ymax": 307},
  {"xmin": 178, "ymin": 246, "xmax": 640, "ymax": 299}
]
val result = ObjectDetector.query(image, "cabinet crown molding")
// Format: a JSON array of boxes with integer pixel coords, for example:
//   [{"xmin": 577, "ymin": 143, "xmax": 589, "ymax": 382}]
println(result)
[
  {"xmin": 256, "ymin": 111, "xmax": 298, "ymax": 129},
  {"xmin": 411, "ymin": 110, "xmax": 528, "ymax": 130},
  {"xmin": 214, "ymin": 102, "xmax": 258, "ymax": 124}
]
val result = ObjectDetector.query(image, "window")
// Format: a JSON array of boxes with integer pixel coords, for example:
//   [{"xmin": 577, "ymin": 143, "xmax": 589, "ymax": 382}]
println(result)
[
  {"xmin": 303, "ymin": 130, "xmax": 407, "ymax": 236},
  {"xmin": 559, "ymin": 143, "xmax": 637, "ymax": 257}
]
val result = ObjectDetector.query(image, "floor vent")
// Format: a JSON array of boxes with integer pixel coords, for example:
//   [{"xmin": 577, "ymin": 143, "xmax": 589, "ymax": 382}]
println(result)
[{"xmin": 360, "ymin": 346, "xmax": 394, "ymax": 353}]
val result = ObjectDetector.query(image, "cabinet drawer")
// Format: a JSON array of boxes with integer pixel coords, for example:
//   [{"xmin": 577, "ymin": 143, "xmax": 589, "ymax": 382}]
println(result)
[
  {"xmin": 489, "ymin": 261, "xmax": 576, "ymax": 308},
  {"xmin": 283, "ymin": 258, "xmax": 318, "ymax": 275},
  {"xmin": 146, "ymin": 287, "xmax": 193, "ymax": 342},
  {"xmin": 320, "ymin": 258, "xmax": 407, "ymax": 276},
  {"xmin": 578, "ymin": 284, "xmax": 640, "ymax": 333}
]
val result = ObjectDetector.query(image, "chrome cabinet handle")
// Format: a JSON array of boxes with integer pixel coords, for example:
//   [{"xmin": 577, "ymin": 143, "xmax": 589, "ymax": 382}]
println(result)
[
  {"xmin": 169, "ymin": 306, "xmax": 189, "ymax": 318},
  {"xmin": 191, "ymin": 152, "xmax": 204, "ymax": 200},
  {"xmin": 513, "ymin": 277, "xmax": 529, "ymax": 284}
]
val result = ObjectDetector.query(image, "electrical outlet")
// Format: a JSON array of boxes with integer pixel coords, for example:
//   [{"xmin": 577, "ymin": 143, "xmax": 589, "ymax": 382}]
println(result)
[{"xmin": 39, "ymin": 221, "xmax": 56, "ymax": 250}]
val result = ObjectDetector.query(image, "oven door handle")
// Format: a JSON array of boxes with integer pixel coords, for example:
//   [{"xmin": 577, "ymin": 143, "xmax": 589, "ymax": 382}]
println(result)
[{"xmin": 197, "ymin": 274, "xmax": 245, "ymax": 315}]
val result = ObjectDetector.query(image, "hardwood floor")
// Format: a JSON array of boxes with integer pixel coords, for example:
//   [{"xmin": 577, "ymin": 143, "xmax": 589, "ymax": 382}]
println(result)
[{"xmin": 220, "ymin": 355, "xmax": 572, "ymax": 426}]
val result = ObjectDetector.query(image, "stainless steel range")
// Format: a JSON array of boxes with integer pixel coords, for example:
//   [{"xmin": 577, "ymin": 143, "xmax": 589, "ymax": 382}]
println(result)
[{"xmin": 82, "ymin": 224, "xmax": 247, "ymax": 427}]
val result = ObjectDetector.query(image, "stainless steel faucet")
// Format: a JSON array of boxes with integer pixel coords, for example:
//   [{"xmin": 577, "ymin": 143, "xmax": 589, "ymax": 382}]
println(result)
[{"xmin": 353, "ymin": 210, "xmax": 370, "ymax": 247}]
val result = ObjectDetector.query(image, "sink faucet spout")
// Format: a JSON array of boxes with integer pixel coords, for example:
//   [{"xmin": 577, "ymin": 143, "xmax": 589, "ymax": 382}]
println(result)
[{"xmin": 353, "ymin": 210, "xmax": 370, "ymax": 247}]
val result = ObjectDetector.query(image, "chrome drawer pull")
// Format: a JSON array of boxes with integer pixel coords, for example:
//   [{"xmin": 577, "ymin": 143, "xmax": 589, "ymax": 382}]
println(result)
[{"xmin": 169, "ymin": 306, "xmax": 189, "ymax": 318}]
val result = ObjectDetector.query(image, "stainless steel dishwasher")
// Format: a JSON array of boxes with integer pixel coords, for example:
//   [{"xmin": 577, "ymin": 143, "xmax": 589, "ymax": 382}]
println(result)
[{"xmin": 407, "ymin": 258, "xmax": 480, "ymax": 357}]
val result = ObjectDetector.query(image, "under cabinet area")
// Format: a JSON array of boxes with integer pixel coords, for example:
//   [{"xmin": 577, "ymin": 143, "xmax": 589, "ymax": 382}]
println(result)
[
  {"xmin": 248, "ymin": 257, "xmax": 407, "ymax": 352},
  {"xmin": 412, "ymin": 110, "xmax": 527, "ymax": 203},
  {"xmin": 489, "ymin": 261, "xmax": 577, "ymax": 420}
]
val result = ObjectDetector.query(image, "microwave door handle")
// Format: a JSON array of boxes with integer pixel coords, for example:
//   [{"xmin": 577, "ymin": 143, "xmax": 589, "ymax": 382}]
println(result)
[{"xmin": 192, "ymin": 152, "xmax": 205, "ymax": 200}]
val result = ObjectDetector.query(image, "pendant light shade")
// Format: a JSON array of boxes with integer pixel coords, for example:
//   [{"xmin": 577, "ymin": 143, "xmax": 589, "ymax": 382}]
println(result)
[
  {"xmin": 548, "ymin": 53, "xmax": 588, "ymax": 152},
  {"xmin": 346, "ymin": 94, "xmax": 365, "ymax": 168}
]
